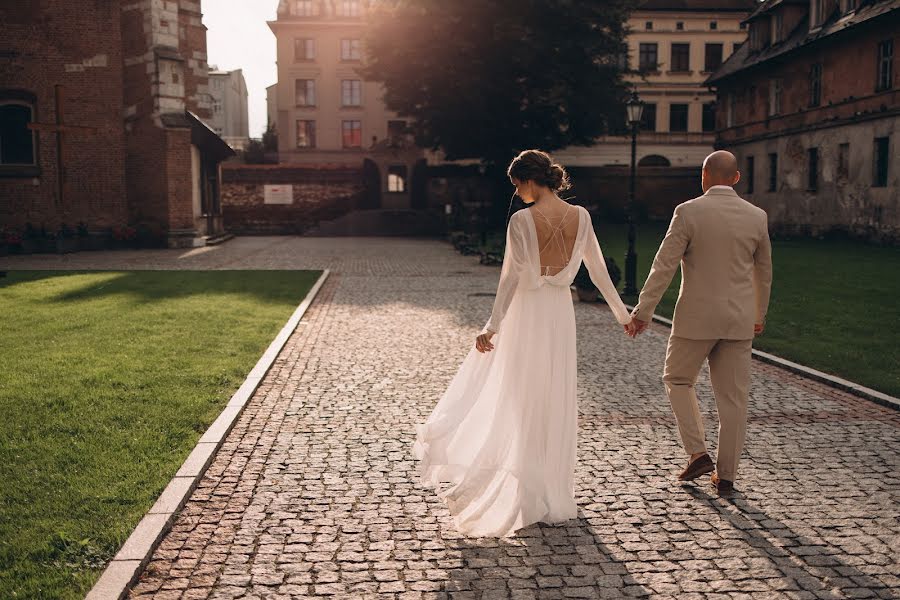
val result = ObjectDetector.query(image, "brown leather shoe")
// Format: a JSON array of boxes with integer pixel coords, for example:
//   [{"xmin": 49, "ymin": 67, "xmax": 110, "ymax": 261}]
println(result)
[
  {"xmin": 711, "ymin": 472, "xmax": 735, "ymax": 497},
  {"xmin": 678, "ymin": 453, "xmax": 715, "ymax": 481}
]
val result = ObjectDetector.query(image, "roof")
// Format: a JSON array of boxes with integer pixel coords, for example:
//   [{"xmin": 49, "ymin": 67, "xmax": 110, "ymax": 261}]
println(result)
[
  {"xmin": 161, "ymin": 111, "xmax": 236, "ymax": 162},
  {"xmin": 636, "ymin": 0, "xmax": 759, "ymax": 12},
  {"xmin": 706, "ymin": 0, "xmax": 900, "ymax": 84},
  {"xmin": 744, "ymin": 0, "xmax": 807, "ymax": 21}
]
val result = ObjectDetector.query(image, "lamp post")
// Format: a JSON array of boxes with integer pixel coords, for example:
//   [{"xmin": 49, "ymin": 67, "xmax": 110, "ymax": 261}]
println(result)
[
  {"xmin": 477, "ymin": 163, "xmax": 488, "ymax": 246},
  {"xmin": 623, "ymin": 91, "xmax": 644, "ymax": 298}
]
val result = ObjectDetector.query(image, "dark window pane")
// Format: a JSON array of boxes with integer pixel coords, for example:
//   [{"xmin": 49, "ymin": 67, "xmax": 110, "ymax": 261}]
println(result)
[
  {"xmin": 671, "ymin": 43, "xmax": 690, "ymax": 72},
  {"xmin": 768, "ymin": 153, "xmax": 778, "ymax": 192},
  {"xmin": 0, "ymin": 103, "xmax": 35, "ymax": 165},
  {"xmin": 705, "ymin": 43, "xmax": 723, "ymax": 72},
  {"xmin": 670, "ymin": 104, "xmax": 688, "ymax": 132},
  {"xmin": 641, "ymin": 103, "xmax": 657, "ymax": 131},
  {"xmin": 639, "ymin": 43, "xmax": 658, "ymax": 71},
  {"xmin": 807, "ymin": 147, "xmax": 818, "ymax": 191},
  {"xmin": 702, "ymin": 102, "xmax": 715, "ymax": 132},
  {"xmin": 873, "ymin": 136, "xmax": 889, "ymax": 186},
  {"xmin": 746, "ymin": 156, "xmax": 755, "ymax": 193}
]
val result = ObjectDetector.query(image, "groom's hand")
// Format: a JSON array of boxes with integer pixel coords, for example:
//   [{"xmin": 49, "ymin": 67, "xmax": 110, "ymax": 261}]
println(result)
[
  {"xmin": 625, "ymin": 318, "xmax": 649, "ymax": 338},
  {"xmin": 754, "ymin": 322, "xmax": 765, "ymax": 336}
]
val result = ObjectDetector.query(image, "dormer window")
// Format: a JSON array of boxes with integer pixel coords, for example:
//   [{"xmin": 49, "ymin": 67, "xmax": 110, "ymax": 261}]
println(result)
[
  {"xmin": 294, "ymin": 0, "xmax": 315, "ymax": 17},
  {"xmin": 771, "ymin": 12, "xmax": 783, "ymax": 43}
]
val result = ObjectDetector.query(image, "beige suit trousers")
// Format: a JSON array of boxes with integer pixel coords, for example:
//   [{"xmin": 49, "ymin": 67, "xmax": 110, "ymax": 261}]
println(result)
[{"xmin": 663, "ymin": 335, "xmax": 753, "ymax": 481}]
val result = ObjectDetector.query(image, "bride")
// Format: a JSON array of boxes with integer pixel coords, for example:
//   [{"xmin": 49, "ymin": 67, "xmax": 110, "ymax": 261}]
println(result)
[{"xmin": 413, "ymin": 149, "xmax": 632, "ymax": 537}]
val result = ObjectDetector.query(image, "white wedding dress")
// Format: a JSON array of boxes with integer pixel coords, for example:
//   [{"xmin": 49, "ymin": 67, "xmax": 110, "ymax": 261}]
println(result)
[{"xmin": 413, "ymin": 204, "xmax": 630, "ymax": 537}]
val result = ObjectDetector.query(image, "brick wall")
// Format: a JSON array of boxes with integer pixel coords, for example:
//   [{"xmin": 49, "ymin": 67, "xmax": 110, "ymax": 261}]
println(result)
[
  {"xmin": 221, "ymin": 165, "xmax": 365, "ymax": 234},
  {"xmin": 0, "ymin": 0, "xmax": 128, "ymax": 232}
]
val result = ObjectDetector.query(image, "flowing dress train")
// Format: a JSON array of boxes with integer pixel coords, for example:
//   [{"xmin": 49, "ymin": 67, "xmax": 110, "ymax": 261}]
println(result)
[{"xmin": 413, "ymin": 205, "xmax": 630, "ymax": 537}]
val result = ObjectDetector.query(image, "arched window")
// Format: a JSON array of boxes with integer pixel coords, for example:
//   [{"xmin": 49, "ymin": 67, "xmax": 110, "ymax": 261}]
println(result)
[
  {"xmin": 638, "ymin": 154, "xmax": 671, "ymax": 167},
  {"xmin": 0, "ymin": 98, "xmax": 36, "ymax": 167}
]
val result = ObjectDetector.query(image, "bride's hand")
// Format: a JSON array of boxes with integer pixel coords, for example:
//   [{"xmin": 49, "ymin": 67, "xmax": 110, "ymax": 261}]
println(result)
[{"xmin": 475, "ymin": 331, "xmax": 495, "ymax": 353}]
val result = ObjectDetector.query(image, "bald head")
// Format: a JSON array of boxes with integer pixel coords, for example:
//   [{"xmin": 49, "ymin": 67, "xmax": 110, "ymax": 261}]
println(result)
[{"xmin": 703, "ymin": 151, "xmax": 739, "ymax": 184}]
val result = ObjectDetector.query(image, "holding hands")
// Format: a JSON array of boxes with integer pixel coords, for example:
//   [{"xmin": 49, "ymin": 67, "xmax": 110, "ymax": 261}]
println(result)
[{"xmin": 624, "ymin": 317, "xmax": 649, "ymax": 339}]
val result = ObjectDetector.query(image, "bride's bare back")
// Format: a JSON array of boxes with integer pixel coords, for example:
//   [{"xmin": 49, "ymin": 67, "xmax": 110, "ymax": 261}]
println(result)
[{"xmin": 531, "ymin": 202, "xmax": 580, "ymax": 276}]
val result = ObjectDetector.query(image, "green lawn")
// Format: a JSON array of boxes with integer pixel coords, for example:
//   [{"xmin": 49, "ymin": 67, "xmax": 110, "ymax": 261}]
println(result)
[
  {"xmin": 0, "ymin": 270, "xmax": 321, "ymax": 599},
  {"xmin": 593, "ymin": 223, "xmax": 900, "ymax": 398}
]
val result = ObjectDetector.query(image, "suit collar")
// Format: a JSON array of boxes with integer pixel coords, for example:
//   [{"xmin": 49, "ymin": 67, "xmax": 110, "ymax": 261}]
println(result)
[{"xmin": 704, "ymin": 185, "xmax": 739, "ymax": 197}]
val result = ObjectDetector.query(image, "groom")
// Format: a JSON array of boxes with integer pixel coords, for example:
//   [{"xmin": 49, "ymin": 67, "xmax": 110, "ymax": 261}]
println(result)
[{"xmin": 626, "ymin": 150, "xmax": 772, "ymax": 496}]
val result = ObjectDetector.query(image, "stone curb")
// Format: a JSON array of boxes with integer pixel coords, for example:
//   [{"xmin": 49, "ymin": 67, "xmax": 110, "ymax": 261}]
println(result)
[
  {"xmin": 85, "ymin": 269, "xmax": 332, "ymax": 600},
  {"xmin": 623, "ymin": 304, "xmax": 900, "ymax": 411}
]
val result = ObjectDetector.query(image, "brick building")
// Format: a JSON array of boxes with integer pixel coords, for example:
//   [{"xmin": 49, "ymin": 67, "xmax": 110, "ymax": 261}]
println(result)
[
  {"xmin": 0, "ymin": 0, "xmax": 234, "ymax": 249},
  {"xmin": 707, "ymin": 0, "xmax": 900, "ymax": 241}
]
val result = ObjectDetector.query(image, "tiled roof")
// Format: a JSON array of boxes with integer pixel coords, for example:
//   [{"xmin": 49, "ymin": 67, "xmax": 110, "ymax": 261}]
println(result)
[{"xmin": 706, "ymin": 0, "xmax": 900, "ymax": 84}]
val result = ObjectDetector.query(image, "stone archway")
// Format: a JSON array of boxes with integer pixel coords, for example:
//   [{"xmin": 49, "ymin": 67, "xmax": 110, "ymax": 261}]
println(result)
[{"xmin": 638, "ymin": 154, "xmax": 671, "ymax": 167}]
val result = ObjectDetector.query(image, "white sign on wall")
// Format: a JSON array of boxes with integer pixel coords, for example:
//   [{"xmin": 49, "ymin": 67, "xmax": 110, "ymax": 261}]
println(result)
[{"xmin": 264, "ymin": 185, "xmax": 294, "ymax": 205}]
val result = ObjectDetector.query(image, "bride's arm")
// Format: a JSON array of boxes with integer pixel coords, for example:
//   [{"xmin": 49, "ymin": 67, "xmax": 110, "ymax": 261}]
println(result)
[
  {"xmin": 583, "ymin": 213, "xmax": 631, "ymax": 326},
  {"xmin": 483, "ymin": 214, "xmax": 526, "ymax": 335}
]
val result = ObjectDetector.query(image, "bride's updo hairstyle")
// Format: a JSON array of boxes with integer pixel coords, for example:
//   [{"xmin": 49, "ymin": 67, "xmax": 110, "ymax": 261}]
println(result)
[{"xmin": 507, "ymin": 149, "xmax": 572, "ymax": 193}]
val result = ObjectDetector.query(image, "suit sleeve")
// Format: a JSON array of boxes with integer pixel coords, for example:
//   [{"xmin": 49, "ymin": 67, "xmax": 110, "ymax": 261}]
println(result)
[
  {"xmin": 484, "ymin": 215, "xmax": 526, "ymax": 334},
  {"xmin": 583, "ymin": 212, "xmax": 631, "ymax": 325},
  {"xmin": 631, "ymin": 205, "xmax": 691, "ymax": 323},
  {"xmin": 753, "ymin": 212, "xmax": 773, "ymax": 324}
]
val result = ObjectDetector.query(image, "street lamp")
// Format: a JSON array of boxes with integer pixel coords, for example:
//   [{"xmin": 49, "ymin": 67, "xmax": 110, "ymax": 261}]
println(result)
[{"xmin": 623, "ymin": 91, "xmax": 644, "ymax": 298}]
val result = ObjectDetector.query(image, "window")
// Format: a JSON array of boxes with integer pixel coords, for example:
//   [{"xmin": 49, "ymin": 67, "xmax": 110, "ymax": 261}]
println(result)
[
  {"xmin": 704, "ymin": 43, "xmax": 723, "ymax": 72},
  {"xmin": 727, "ymin": 93, "xmax": 735, "ymax": 128},
  {"xmin": 873, "ymin": 136, "xmax": 889, "ymax": 186},
  {"xmin": 337, "ymin": 0, "xmax": 361, "ymax": 17},
  {"xmin": 809, "ymin": 63, "xmax": 822, "ymax": 107},
  {"xmin": 733, "ymin": 42, "xmax": 743, "ymax": 54},
  {"xmin": 877, "ymin": 39, "xmax": 893, "ymax": 92},
  {"xmin": 810, "ymin": 0, "xmax": 824, "ymax": 27},
  {"xmin": 740, "ymin": 22, "xmax": 747, "ymax": 30},
  {"xmin": 842, "ymin": 0, "xmax": 857, "ymax": 13},
  {"xmin": 838, "ymin": 142, "xmax": 850, "ymax": 180},
  {"xmin": 768, "ymin": 153, "xmax": 778, "ymax": 192},
  {"xmin": 641, "ymin": 103, "xmax": 657, "ymax": 131},
  {"xmin": 0, "ymin": 101, "xmax": 36, "ymax": 166},
  {"xmin": 341, "ymin": 39, "xmax": 361, "ymax": 61},
  {"xmin": 645, "ymin": 21, "xmax": 653, "ymax": 30},
  {"xmin": 388, "ymin": 165, "xmax": 407, "ymax": 192},
  {"xmin": 639, "ymin": 43, "xmax": 658, "ymax": 71},
  {"xmin": 746, "ymin": 156, "xmax": 755, "ymax": 193},
  {"xmin": 671, "ymin": 43, "xmax": 690, "ymax": 72},
  {"xmin": 669, "ymin": 104, "xmax": 688, "ymax": 132},
  {"xmin": 294, "ymin": 0, "xmax": 314, "ymax": 16},
  {"xmin": 676, "ymin": 21, "xmax": 684, "ymax": 31},
  {"xmin": 295, "ymin": 79, "xmax": 316, "ymax": 106},
  {"xmin": 710, "ymin": 21, "xmax": 718, "ymax": 30},
  {"xmin": 341, "ymin": 79, "xmax": 362, "ymax": 106},
  {"xmin": 807, "ymin": 147, "xmax": 819, "ymax": 191},
  {"xmin": 768, "ymin": 79, "xmax": 782, "ymax": 116},
  {"xmin": 772, "ymin": 12, "xmax": 783, "ymax": 43},
  {"xmin": 342, "ymin": 120, "xmax": 362, "ymax": 148},
  {"xmin": 702, "ymin": 102, "xmax": 716, "ymax": 132},
  {"xmin": 296, "ymin": 120, "xmax": 316, "ymax": 148},
  {"xmin": 295, "ymin": 38, "xmax": 315, "ymax": 61}
]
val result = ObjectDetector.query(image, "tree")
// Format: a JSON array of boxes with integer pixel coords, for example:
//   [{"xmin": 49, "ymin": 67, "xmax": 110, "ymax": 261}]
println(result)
[{"xmin": 361, "ymin": 0, "xmax": 635, "ymax": 167}]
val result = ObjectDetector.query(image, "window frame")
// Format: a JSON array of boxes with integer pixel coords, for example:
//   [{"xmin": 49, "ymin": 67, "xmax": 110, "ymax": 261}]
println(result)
[
  {"xmin": 295, "ymin": 79, "xmax": 316, "ymax": 107},
  {"xmin": 0, "ymin": 93, "xmax": 39, "ymax": 176},
  {"xmin": 296, "ymin": 119, "xmax": 316, "ymax": 148},
  {"xmin": 768, "ymin": 152, "xmax": 778, "ymax": 192},
  {"xmin": 746, "ymin": 155, "xmax": 755, "ymax": 194},
  {"xmin": 807, "ymin": 147, "xmax": 819, "ymax": 192},
  {"xmin": 877, "ymin": 39, "xmax": 893, "ymax": 92},
  {"xmin": 669, "ymin": 103, "xmax": 689, "ymax": 133},
  {"xmin": 873, "ymin": 136, "xmax": 890, "ymax": 187},
  {"xmin": 387, "ymin": 165, "xmax": 407, "ymax": 193},
  {"xmin": 809, "ymin": 62, "xmax": 822, "ymax": 107},
  {"xmin": 294, "ymin": 38, "xmax": 316, "ymax": 62},
  {"xmin": 341, "ymin": 119, "xmax": 362, "ymax": 149},
  {"xmin": 638, "ymin": 43, "xmax": 659, "ymax": 72},
  {"xmin": 341, "ymin": 79, "xmax": 362, "ymax": 107},
  {"xmin": 704, "ymin": 43, "xmax": 724, "ymax": 73},
  {"xmin": 341, "ymin": 38, "xmax": 362, "ymax": 61},
  {"xmin": 670, "ymin": 43, "xmax": 690, "ymax": 73}
]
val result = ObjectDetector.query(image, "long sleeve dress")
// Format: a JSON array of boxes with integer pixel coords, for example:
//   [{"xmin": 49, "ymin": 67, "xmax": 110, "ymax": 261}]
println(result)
[{"xmin": 413, "ymin": 205, "xmax": 630, "ymax": 537}]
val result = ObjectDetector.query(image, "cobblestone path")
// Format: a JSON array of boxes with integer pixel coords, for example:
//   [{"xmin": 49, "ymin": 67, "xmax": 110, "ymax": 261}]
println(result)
[{"xmin": 4, "ymin": 238, "xmax": 897, "ymax": 599}]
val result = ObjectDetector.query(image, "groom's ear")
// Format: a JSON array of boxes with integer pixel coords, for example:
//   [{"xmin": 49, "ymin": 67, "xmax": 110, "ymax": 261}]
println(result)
[{"xmin": 733, "ymin": 171, "xmax": 742, "ymax": 186}]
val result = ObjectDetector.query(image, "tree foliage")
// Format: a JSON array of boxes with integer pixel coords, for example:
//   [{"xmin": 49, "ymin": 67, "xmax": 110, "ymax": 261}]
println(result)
[{"xmin": 361, "ymin": 0, "xmax": 635, "ymax": 166}]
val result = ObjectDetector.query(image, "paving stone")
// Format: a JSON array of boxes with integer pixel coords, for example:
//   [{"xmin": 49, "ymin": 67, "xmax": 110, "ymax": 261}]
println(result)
[{"xmin": 32, "ymin": 237, "xmax": 897, "ymax": 599}]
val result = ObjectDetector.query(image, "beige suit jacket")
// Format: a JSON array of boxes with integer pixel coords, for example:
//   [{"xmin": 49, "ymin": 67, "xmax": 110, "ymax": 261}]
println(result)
[{"xmin": 632, "ymin": 186, "xmax": 773, "ymax": 340}]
